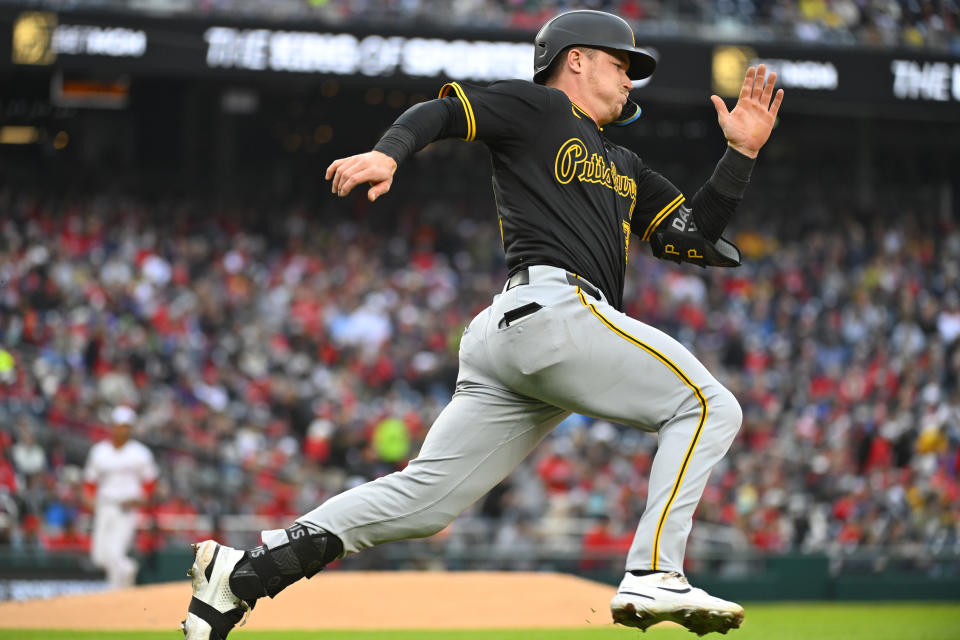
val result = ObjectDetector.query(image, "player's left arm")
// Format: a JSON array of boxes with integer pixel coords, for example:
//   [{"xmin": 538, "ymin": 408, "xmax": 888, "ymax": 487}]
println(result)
[
  {"xmin": 686, "ymin": 63, "xmax": 783, "ymax": 243},
  {"xmin": 121, "ymin": 448, "xmax": 159, "ymax": 511},
  {"xmin": 634, "ymin": 65, "xmax": 782, "ymax": 267},
  {"xmin": 137, "ymin": 448, "xmax": 160, "ymax": 509},
  {"xmin": 711, "ymin": 64, "xmax": 783, "ymax": 160}
]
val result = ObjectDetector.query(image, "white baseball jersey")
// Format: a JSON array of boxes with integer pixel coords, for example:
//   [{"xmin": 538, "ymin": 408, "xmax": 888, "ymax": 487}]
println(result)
[{"xmin": 84, "ymin": 439, "xmax": 158, "ymax": 505}]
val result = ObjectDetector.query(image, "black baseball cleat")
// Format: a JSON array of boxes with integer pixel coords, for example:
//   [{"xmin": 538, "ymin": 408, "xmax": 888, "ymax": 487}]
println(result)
[
  {"xmin": 180, "ymin": 541, "xmax": 254, "ymax": 640},
  {"xmin": 610, "ymin": 571, "xmax": 744, "ymax": 635}
]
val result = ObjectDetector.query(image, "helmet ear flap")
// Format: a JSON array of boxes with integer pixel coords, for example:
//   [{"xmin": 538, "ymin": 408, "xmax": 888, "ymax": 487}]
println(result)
[{"xmin": 533, "ymin": 38, "xmax": 558, "ymax": 84}]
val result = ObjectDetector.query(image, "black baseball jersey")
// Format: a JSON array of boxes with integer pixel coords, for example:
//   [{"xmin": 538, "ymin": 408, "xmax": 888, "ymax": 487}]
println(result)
[{"xmin": 439, "ymin": 80, "xmax": 685, "ymax": 310}]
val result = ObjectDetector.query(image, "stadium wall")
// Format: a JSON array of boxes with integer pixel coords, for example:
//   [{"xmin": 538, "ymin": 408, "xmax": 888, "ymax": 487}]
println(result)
[{"xmin": 3, "ymin": 546, "xmax": 958, "ymax": 602}]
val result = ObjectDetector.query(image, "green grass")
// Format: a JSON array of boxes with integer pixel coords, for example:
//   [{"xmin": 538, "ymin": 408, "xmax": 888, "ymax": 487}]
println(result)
[{"xmin": 2, "ymin": 603, "xmax": 958, "ymax": 640}]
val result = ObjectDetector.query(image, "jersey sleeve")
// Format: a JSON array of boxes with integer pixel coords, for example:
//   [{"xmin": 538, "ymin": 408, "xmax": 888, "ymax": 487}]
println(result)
[
  {"xmin": 437, "ymin": 80, "xmax": 552, "ymax": 145},
  {"xmin": 139, "ymin": 445, "xmax": 159, "ymax": 483},
  {"xmin": 83, "ymin": 446, "xmax": 99, "ymax": 484},
  {"xmin": 630, "ymin": 161, "xmax": 687, "ymax": 244}
]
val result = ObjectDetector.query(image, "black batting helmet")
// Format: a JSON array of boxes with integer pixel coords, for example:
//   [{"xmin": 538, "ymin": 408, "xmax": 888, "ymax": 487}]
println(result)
[{"xmin": 533, "ymin": 10, "xmax": 657, "ymax": 85}]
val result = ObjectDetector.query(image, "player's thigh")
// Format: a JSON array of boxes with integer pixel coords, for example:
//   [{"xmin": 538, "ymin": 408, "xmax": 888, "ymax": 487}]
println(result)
[
  {"xmin": 91, "ymin": 506, "xmax": 118, "ymax": 561},
  {"xmin": 381, "ymin": 305, "xmax": 572, "ymax": 526},
  {"xmin": 412, "ymin": 380, "xmax": 568, "ymax": 488},
  {"xmin": 114, "ymin": 510, "xmax": 138, "ymax": 550},
  {"xmin": 496, "ymin": 295, "xmax": 723, "ymax": 430},
  {"xmin": 561, "ymin": 303, "xmax": 723, "ymax": 428}
]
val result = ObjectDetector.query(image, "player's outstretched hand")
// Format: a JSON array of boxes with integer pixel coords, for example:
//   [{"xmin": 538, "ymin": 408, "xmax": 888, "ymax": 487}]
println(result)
[
  {"xmin": 710, "ymin": 64, "xmax": 784, "ymax": 159},
  {"xmin": 325, "ymin": 150, "xmax": 398, "ymax": 202}
]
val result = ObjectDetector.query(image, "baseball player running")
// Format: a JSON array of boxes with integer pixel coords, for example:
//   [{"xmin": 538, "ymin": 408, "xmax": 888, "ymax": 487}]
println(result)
[
  {"xmin": 180, "ymin": 10, "xmax": 782, "ymax": 638},
  {"xmin": 84, "ymin": 405, "xmax": 158, "ymax": 589}
]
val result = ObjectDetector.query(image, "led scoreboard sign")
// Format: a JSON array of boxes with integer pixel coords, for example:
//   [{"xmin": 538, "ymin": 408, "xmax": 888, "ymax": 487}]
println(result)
[{"xmin": 2, "ymin": 10, "xmax": 958, "ymax": 118}]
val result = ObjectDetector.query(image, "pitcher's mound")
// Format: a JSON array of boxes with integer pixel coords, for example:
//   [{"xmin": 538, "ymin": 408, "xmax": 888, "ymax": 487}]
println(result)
[{"xmin": 0, "ymin": 571, "xmax": 620, "ymax": 630}]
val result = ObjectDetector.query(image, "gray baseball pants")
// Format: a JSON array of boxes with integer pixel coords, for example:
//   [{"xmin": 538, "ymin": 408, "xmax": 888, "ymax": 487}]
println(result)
[{"xmin": 262, "ymin": 265, "xmax": 742, "ymax": 572}]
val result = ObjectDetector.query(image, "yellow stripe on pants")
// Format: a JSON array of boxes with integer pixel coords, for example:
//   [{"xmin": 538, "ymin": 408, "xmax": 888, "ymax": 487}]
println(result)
[{"xmin": 574, "ymin": 288, "xmax": 707, "ymax": 569}]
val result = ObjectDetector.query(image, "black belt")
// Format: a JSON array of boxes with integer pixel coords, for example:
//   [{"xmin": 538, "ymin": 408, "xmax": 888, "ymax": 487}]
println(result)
[{"xmin": 505, "ymin": 267, "xmax": 601, "ymax": 301}]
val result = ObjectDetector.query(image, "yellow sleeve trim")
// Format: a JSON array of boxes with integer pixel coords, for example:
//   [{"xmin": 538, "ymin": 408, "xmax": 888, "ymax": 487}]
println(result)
[
  {"xmin": 438, "ymin": 82, "xmax": 476, "ymax": 142},
  {"xmin": 641, "ymin": 193, "xmax": 685, "ymax": 242}
]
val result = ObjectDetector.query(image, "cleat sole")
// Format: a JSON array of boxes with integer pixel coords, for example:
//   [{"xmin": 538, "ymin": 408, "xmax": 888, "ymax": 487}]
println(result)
[
  {"xmin": 674, "ymin": 607, "xmax": 743, "ymax": 636},
  {"xmin": 612, "ymin": 603, "xmax": 744, "ymax": 635},
  {"xmin": 611, "ymin": 602, "xmax": 664, "ymax": 632}
]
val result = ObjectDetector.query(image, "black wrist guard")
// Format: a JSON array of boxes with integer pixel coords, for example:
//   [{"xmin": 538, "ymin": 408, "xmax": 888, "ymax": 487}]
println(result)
[
  {"xmin": 709, "ymin": 146, "xmax": 755, "ymax": 199},
  {"xmin": 650, "ymin": 207, "xmax": 741, "ymax": 268}
]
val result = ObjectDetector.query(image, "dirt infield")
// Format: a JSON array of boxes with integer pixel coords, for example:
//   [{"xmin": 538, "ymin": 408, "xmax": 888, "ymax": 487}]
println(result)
[{"xmin": 0, "ymin": 572, "xmax": 619, "ymax": 630}]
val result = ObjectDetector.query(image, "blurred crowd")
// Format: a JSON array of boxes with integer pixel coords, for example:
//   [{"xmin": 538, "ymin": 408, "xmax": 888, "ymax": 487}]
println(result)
[
  {"xmin": 0, "ymin": 153, "xmax": 958, "ymax": 575},
  {"xmin": 305, "ymin": 0, "xmax": 960, "ymax": 52},
  {"xmin": 14, "ymin": 0, "xmax": 960, "ymax": 53}
]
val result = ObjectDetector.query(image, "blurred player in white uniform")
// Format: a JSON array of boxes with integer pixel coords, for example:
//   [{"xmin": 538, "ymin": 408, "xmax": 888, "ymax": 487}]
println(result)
[{"xmin": 83, "ymin": 406, "xmax": 158, "ymax": 589}]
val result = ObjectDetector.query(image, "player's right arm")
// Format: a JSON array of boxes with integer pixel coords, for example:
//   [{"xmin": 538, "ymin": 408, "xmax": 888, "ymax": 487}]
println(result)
[
  {"xmin": 324, "ymin": 95, "xmax": 467, "ymax": 202},
  {"xmin": 325, "ymin": 151, "xmax": 397, "ymax": 202},
  {"xmin": 325, "ymin": 81, "xmax": 547, "ymax": 202}
]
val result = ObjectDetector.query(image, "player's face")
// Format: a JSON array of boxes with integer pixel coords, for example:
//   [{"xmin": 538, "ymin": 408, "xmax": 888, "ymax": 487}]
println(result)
[
  {"xmin": 111, "ymin": 422, "xmax": 131, "ymax": 446},
  {"xmin": 584, "ymin": 49, "xmax": 632, "ymax": 125}
]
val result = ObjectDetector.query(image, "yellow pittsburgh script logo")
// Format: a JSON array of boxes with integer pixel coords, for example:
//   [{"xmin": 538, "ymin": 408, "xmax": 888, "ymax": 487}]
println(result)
[{"xmin": 554, "ymin": 138, "xmax": 637, "ymax": 218}]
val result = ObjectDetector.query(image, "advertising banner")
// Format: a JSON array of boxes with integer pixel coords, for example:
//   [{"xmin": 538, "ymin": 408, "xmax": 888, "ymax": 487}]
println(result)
[{"xmin": 2, "ymin": 9, "xmax": 958, "ymax": 120}]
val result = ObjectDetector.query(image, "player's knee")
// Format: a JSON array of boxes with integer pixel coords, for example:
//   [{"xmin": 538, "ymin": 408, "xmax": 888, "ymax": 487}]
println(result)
[
  {"xmin": 418, "ymin": 511, "xmax": 457, "ymax": 537},
  {"xmin": 710, "ymin": 387, "xmax": 743, "ymax": 438},
  {"xmin": 390, "ymin": 465, "xmax": 461, "ymax": 535},
  {"xmin": 90, "ymin": 548, "xmax": 114, "ymax": 567}
]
